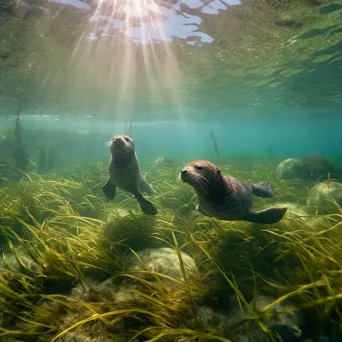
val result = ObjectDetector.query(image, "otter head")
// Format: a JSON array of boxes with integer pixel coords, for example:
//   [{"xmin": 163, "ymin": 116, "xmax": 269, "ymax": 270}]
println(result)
[
  {"xmin": 180, "ymin": 160, "xmax": 221, "ymax": 191},
  {"xmin": 106, "ymin": 134, "xmax": 135, "ymax": 157}
]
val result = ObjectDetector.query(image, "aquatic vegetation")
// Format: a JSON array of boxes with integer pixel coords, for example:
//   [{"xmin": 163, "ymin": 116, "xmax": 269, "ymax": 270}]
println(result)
[
  {"xmin": 37, "ymin": 141, "xmax": 57, "ymax": 174},
  {"xmin": 0, "ymin": 159, "xmax": 341, "ymax": 341},
  {"xmin": 13, "ymin": 116, "xmax": 29, "ymax": 174},
  {"xmin": 209, "ymin": 129, "xmax": 221, "ymax": 162}
]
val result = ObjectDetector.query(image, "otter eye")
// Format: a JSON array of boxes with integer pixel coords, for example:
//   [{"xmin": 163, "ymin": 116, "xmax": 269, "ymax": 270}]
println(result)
[
  {"xmin": 195, "ymin": 165, "xmax": 203, "ymax": 170},
  {"xmin": 125, "ymin": 137, "xmax": 129, "ymax": 142}
]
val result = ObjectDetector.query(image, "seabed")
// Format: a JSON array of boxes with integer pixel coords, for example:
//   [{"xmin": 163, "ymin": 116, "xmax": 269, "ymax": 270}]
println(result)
[{"xmin": 0, "ymin": 158, "xmax": 342, "ymax": 342}]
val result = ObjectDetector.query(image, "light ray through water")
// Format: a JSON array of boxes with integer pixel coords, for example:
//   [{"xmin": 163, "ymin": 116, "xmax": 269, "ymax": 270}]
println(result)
[{"xmin": 70, "ymin": 0, "xmax": 192, "ymax": 151}]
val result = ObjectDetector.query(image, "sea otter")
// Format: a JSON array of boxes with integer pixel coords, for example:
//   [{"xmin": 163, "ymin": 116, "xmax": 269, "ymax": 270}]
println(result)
[
  {"xmin": 180, "ymin": 160, "xmax": 287, "ymax": 224},
  {"xmin": 102, "ymin": 134, "xmax": 157, "ymax": 215}
]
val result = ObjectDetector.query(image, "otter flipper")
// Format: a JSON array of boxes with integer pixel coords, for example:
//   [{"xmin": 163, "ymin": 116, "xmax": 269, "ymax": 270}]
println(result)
[
  {"xmin": 139, "ymin": 175, "xmax": 156, "ymax": 195},
  {"xmin": 134, "ymin": 193, "xmax": 158, "ymax": 215},
  {"xmin": 246, "ymin": 207, "xmax": 287, "ymax": 224},
  {"xmin": 252, "ymin": 182, "xmax": 273, "ymax": 198},
  {"xmin": 102, "ymin": 179, "xmax": 116, "ymax": 200}
]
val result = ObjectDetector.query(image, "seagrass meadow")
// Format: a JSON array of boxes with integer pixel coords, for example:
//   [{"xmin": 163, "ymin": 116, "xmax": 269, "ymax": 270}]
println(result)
[
  {"xmin": 0, "ymin": 158, "xmax": 341, "ymax": 342},
  {"xmin": 2, "ymin": 0, "xmax": 342, "ymax": 340}
]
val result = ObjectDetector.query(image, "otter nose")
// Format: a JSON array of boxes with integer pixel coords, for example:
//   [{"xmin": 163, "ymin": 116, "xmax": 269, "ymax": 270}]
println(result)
[
  {"xmin": 113, "ymin": 137, "xmax": 124, "ymax": 145},
  {"xmin": 181, "ymin": 169, "xmax": 187, "ymax": 175}
]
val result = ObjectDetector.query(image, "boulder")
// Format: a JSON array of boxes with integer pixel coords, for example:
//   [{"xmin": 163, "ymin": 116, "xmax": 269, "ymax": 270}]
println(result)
[
  {"xmin": 151, "ymin": 156, "xmax": 178, "ymax": 168},
  {"xmin": 301, "ymin": 155, "xmax": 335, "ymax": 181},
  {"xmin": 125, "ymin": 247, "xmax": 198, "ymax": 282},
  {"xmin": 272, "ymin": 202, "xmax": 309, "ymax": 221},
  {"xmin": 231, "ymin": 295, "xmax": 302, "ymax": 342},
  {"xmin": 0, "ymin": 246, "xmax": 42, "ymax": 276},
  {"xmin": 276, "ymin": 158, "xmax": 307, "ymax": 180},
  {"xmin": 277, "ymin": 155, "xmax": 338, "ymax": 181},
  {"xmin": 306, "ymin": 181, "xmax": 342, "ymax": 214}
]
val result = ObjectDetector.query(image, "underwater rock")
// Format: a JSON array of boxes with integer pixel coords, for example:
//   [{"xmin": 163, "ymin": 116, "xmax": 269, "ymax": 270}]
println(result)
[
  {"xmin": 192, "ymin": 306, "xmax": 230, "ymax": 336},
  {"xmin": 277, "ymin": 155, "xmax": 337, "ymax": 181},
  {"xmin": 0, "ymin": 246, "xmax": 42, "ymax": 276},
  {"xmin": 273, "ymin": 202, "xmax": 309, "ymax": 221},
  {"xmin": 71, "ymin": 277, "xmax": 141, "ymax": 304},
  {"xmin": 61, "ymin": 313, "xmax": 113, "ymax": 341},
  {"xmin": 302, "ymin": 155, "xmax": 334, "ymax": 171},
  {"xmin": 63, "ymin": 332, "xmax": 105, "ymax": 342},
  {"xmin": 71, "ymin": 278, "xmax": 102, "ymax": 299},
  {"xmin": 301, "ymin": 155, "xmax": 335, "ymax": 181},
  {"xmin": 151, "ymin": 156, "xmax": 178, "ymax": 168},
  {"xmin": 68, "ymin": 278, "xmax": 143, "ymax": 338},
  {"xmin": 187, "ymin": 296, "xmax": 302, "ymax": 342},
  {"xmin": 306, "ymin": 181, "xmax": 342, "ymax": 214},
  {"xmin": 251, "ymin": 296, "xmax": 302, "ymax": 338},
  {"xmin": 63, "ymin": 331, "xmax": 135, "ymax": 342},
  {"xmin": 305, "ymin": 214, "xmax": 332, "ymax": 231},
  {"xmin": 106, "ymin": 208, "xmax": 132, "ymax": 221},
  {"xmin": 304, "ymin": 336, "xmax": 329, "ymax": 342},
  {"xmin": 227, "ymin": 295, "xmax": 302, "ymax": 342},
  {"xmin": 125, "ymin": 247, "xmax": 198, "ymax": 282},
  {"xmin": 100, "ymin": 278, "xmax": 143, "ymax": 304},
  {"xmin": 276, "ymin": 158, "xmax": 307, "ymax": 180}
]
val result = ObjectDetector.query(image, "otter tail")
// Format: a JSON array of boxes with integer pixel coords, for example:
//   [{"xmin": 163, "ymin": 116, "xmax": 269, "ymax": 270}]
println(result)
[
  {"xmin": 246, "ymin": 207, "xmax": 287, "ymax": 224},
  {"xmin": 251, "ymin": 182, "xmax": 273, "ymax": 198},
  {"xmin": 135, "ymin": 193, "xmax": 158, "ymax": 215}
]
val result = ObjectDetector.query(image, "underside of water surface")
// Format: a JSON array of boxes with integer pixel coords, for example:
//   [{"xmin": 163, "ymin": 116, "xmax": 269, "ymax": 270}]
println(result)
[{"xmin": 1, "ymin": 0, "xmax": 342, "ymax": 341}]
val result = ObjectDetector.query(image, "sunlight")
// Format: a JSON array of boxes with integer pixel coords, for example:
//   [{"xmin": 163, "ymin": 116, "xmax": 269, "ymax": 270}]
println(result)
[
  {"xmin": 81, "ymin": 0, "xmax": 190, "ymax": 151},
  {"xmin": 75, "ymin": 0, "xmax": 186, "ymax": 123},
  {"xmin": 123, "ymin": 0, "xmax": 150, "ymax": 18},
  {"xmin": 17, "ymin": 0, "xmax": 221, "ymax": 121}
]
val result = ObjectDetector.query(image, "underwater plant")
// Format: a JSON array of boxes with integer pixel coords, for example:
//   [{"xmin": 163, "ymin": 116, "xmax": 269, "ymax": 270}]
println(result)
[
  {"xmin": 209, "ymin": 128, "xmax": 220, "ymax": 162},
  {"xmin": 0, "ymin": 159, "xmax": 341, "ymax": 342},
  {"xmin": 13, "ymin": 116, "xmax": 29, "ymax": 174},
  {"xmin": 37, "ymin": 141, "xmax": 57, "ymax": 174}
]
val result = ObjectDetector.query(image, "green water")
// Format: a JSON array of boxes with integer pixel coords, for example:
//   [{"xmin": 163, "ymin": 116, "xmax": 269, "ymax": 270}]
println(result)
[{"xmin": 0, "ymin": 1, "xmax": 342, "ymax": 341}]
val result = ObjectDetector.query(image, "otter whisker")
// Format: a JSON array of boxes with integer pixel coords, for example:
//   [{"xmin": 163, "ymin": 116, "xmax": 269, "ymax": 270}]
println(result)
[
  {"xmin": 197, "ymin": 178, "xmax": 207, "ymax": 190},
  {"xmin": 194, "ymin": 174, "xmax": 210, "ymax": 189},
  {"xmin": 105, "ymin": 141, "xmax": 112, "ymax": 148},
  {"xmin": 187, "ymin": 174, "xmax": 199, "ymax": 188},
  {"xmin": 196, "ymin": 174, "xmax": 210, "ymax": 186},
  {"xmin": 191, "ymin": 174, "xmax": 206, "ymax": 190},
  {"xmin": 183, "ymin": 173, "xmax": 207, "ymax": 190}
]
